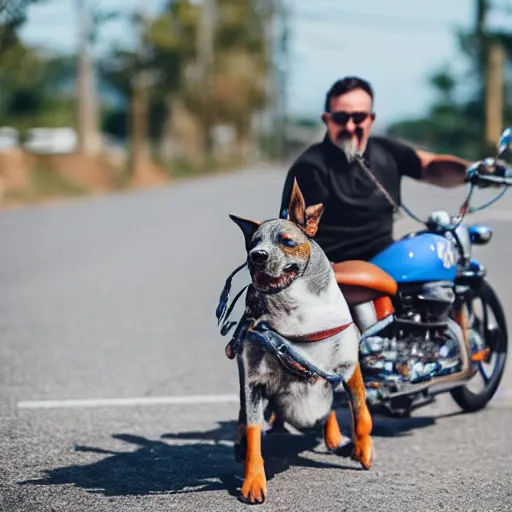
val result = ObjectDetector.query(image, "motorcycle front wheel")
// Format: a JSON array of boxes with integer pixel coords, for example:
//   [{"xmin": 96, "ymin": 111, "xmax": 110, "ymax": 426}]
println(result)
[{"xmin": 450, "ymin": 279, "xmax": 508, "ymax": 412}]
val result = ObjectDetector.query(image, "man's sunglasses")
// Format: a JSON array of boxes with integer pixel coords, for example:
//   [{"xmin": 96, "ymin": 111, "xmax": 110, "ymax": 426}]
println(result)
[{"xmin": 328, "ymin": 111, "xmax": 373, "ymax": 125}]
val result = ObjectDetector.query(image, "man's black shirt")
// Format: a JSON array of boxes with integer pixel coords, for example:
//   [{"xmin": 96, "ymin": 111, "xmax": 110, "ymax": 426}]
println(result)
[{"xmin": 279, "ymin": 134, "xmax": 423, "ymax": 263}]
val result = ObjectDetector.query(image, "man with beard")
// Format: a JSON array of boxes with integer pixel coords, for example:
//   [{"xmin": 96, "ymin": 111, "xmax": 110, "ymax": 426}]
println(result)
[{"xmin": 279, "ymin": 76, "xmax": 470, "ymax": 263}]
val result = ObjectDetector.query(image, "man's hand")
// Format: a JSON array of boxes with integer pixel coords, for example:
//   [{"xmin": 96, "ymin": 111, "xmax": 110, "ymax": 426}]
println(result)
[{"xmin": 465, "ymin": 158, "xmax": 512, "ymax": 188}]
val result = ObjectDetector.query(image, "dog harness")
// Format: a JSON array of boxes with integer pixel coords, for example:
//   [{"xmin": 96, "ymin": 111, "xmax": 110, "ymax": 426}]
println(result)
[
  {"xmin": 245, "ymin": 323, "xmax": 346, "ymax": 386},
  {"xmin": 215, "ymin": 262, "xmax": 353, "ymax": 386}
]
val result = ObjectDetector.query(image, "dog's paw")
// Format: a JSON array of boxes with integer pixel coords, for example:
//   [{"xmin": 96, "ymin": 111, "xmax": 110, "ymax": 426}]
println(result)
[
  {"xmin": 240, "ymin": 470, "xmax": 267, "ymax": 504},
  {"xmin": 324, "ymin": 410, "xmax": 344, "ymax": 452},
  {"xmin": 324, "ymin": 427, "xmax": 342, "ymax": 452},
  {"xmin": 352, "ymin": 436, "xmax": 373, "ymax": 470}
]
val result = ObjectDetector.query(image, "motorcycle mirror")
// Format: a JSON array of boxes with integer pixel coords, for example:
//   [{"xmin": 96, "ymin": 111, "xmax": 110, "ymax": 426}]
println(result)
[{"xmin": 497, "ymin": 127, "xmax": 512, "ymax": 163}]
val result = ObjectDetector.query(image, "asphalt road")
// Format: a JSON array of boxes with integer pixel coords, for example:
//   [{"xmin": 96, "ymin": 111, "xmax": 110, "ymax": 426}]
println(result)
[{"xmin": 1, "ymin": 167, "xmax": 512, "ymax": 511}]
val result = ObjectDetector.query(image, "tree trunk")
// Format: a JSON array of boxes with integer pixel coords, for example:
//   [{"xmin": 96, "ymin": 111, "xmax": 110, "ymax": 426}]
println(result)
[
  {"xmin": 75, "ymin": 0, "xmax": 101, "ymax": 155},
  {"xmin": 129, "ymin": 74, "xmax": 150, "ymax": 179}
]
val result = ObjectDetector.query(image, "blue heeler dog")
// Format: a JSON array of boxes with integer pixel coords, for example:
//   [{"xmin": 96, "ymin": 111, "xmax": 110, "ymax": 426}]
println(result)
[{"xmin": 223, "ymin": 179, "xmax": 373, "ymax": 504}]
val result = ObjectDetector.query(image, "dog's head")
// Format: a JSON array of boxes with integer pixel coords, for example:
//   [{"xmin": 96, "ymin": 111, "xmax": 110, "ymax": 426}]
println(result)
[{"xmin": 230, "ymin": 179, "xmax": 323, "ymax": 294}]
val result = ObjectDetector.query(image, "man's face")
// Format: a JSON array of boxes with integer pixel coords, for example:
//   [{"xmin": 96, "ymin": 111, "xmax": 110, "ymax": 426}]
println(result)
[{"xmin": 321, "ymin": 88, "xmax": 375, "ymax": 162}]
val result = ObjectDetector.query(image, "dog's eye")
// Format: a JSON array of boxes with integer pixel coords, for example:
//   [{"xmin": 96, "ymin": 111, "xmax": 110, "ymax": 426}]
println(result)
[
  {"xmin": 280, "ymin": 235, "xmax": 297, "ymax": 248},
  {"xmin": 250, "ymin": 237, "xmax": 262, "ymax": 249}
]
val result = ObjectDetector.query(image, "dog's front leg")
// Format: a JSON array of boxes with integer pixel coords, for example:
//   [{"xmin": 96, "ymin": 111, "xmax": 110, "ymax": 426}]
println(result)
[
  {"xmin": 324, "ymin": 410, "xmax": 345, "ymax": 452},
  {"xmin": 234, "ymin": 357, "xmax": 247, "ymax": 463},
  {"xmin": 239, "ymin": 359, "xmax": 266, "ymax": 504},
  {"xmin": 344, "ymin": 362, "xmax": 373, "ymax": 470}
]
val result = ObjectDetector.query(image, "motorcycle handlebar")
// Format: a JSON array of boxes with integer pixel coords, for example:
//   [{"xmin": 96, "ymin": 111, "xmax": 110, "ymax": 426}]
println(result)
[
  {"xmin": 404, "ymin": 156, "xmax": 511, "ymax": 227},
  {"xmin": 475, "ymin": 173, "xmax": 512, "ymax": 187},
  {"xmin": 465, "ymin": 158, "xmax": 512, "ymax": 187}
]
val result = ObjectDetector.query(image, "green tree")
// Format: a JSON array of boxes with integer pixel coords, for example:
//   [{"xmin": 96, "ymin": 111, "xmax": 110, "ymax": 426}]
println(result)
[
  {"xmin": 99, "ymin": 0, "xmax": 272, "ymax": 167},
  {"xmin": 387, "ymin": 0, "xmax": 512, "ymax": 160},
  {"xmin": 0, "ymin": 41, "xmax": 76, "ymax": 133},
  {"xmin": 0, "ymin": 0, "xmax": 45, "ymax": 56}
]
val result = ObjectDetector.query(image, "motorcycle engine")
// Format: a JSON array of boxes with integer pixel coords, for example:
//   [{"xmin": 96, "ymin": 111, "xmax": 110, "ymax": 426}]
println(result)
[
  {"xmin": 397, "ymin": 280, "xmax": 455, "ymax": 323},
  {"xmin": 361, "ymin": 281, "xmax": 464, "ymax": 388}
]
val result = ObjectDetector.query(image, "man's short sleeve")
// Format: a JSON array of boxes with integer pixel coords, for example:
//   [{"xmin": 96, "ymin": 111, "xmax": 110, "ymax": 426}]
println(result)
[
  {"xmin": 376, "ymin": 136, "xmax": 423, "ymax": 180},
  {"xmin": 279, "ymin": 162, "xmax": 329, "ymax": 217}
]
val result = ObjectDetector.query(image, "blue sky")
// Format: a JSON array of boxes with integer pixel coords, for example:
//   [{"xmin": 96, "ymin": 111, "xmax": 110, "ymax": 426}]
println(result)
[{"xmin": 19, "ymin": 0, "xmax": 508, "ymax": 130}]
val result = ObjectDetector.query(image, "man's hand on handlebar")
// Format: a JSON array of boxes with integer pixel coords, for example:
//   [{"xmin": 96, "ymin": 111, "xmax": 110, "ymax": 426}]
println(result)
[{"xmin": 465, "ymin": 157, "xmax": 512, "ymax": 187}]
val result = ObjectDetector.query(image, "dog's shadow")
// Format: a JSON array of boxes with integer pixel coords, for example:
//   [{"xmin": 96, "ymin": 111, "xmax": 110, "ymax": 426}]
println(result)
[
  {"xmin": 19, "ymin": 408, "xmax": 455, "ymax": 498},
  {"xmin": 18, "ymin": 420, "xmax": 356, "ymax": 498}
]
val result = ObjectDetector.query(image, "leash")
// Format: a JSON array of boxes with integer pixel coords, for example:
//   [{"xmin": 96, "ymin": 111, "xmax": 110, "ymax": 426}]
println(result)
[
  {"xmin": 355, "ymin": 154, "xmax": 424, "ymax": 224},
  {"xmin": 216, "ymin": 261, "xmax": 249, "ymax": 336}
]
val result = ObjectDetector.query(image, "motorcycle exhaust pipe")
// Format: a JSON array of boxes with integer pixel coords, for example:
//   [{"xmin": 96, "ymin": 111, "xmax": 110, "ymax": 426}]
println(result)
[{"xmin": 382, "ymin": 368, "xmax": 476, "ymax": 401}]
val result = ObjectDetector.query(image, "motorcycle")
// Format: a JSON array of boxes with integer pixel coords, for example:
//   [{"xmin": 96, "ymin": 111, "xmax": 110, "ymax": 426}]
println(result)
[
  {"xmin": 217, "ymin": 127, "xmax": 512, "ymax": 423},
  {"xmin": 355, "ymin": 127, "xmax": 512, "ymax": 417}
]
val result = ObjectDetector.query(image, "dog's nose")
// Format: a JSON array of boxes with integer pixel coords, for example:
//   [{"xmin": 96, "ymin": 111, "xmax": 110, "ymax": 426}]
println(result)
[{"xmin": 250, "ymin": 249, "xmax": 268, "ymax": 266}]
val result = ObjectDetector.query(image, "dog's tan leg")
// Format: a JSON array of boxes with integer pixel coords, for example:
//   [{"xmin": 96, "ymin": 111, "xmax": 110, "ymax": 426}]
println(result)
[
  {"xmin": 238, "ymin": 350, "xmax": 267, "ymax": 504},
  {"xmin": 324, "ymin": 410, "xmax": 343, "ymax": 451},
  {"xmin": 240, "ymin": 424, "xmax": 267, "ymax": 504},
  {"xmin": 345, "ymin": 363, "xmax": 373, "ymax": 469}
]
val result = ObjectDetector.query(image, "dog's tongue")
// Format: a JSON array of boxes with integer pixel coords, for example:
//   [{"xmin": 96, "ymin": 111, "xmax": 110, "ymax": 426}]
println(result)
[{"xmin": 254, "ymin": 271, "xmax": 281, "ymax": 288}]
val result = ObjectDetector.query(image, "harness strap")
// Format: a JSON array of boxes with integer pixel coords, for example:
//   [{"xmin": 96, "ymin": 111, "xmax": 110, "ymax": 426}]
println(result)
[
  {"xmin": 285, "ymin": 322, "xmax": 353, "ymax": 342},
  {"xmin": 246, "ymin": 324, "xmax": 346, "ymax": 386},
  {"xmin": 215, "ymin": 261, "xmax": 248, "ymax": 325}
]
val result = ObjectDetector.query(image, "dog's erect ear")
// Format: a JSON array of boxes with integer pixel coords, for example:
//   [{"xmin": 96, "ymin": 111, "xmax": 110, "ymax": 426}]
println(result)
[
  {"xmin": 304, "ymin": 203, "xmax": 324, "ymax": 237},
  {"xmin": 287, "ymin": 178, "xmax": 306, "ymax": 227},
  {"xmin": 229, "ymin": 214, "xmax": 261, "ymax": 248},
  {"xmin": 288, "ymin": 178, "xmax": 324, "ymax": 237}
]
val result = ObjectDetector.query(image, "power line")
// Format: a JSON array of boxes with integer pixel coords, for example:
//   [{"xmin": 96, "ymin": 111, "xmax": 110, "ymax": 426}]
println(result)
[
  {"xmin": 292, "ymin": 9, "xmax": 464, "ymax": 33},
  {"xmin": 303, "ymin": 0, "xmax": 487, "ymax": 23}
]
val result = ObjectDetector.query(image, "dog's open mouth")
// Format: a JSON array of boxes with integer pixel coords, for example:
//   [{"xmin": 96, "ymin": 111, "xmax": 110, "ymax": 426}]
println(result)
[{"xmin": 252, "ymin": 264, "xmax": 299, "ymax": 293}]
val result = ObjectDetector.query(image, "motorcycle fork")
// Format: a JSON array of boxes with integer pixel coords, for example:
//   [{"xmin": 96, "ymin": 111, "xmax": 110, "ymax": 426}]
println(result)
[
  {"xmin": 453, "ymin": 296, "xmax": 491, "ymax": 364},
  {"xmin": 452, "ymin": 301, "xmax": 472, "ymax": 370}
]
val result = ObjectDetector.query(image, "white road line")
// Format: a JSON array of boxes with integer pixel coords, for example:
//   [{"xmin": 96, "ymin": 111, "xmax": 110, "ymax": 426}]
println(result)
[
  {"xmin": 17, "ymin": 389, "xmax": 512, "ymax": 411},
  {"xmin": 17, "ymin": 394, "xmax": 239, "ymax": 410}
]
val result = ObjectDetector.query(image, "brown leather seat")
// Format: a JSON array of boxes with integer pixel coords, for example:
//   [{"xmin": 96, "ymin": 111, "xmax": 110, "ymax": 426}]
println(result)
[{"xmin": 332, "ymin": 260, "xmax": 398, "ymax": 306}]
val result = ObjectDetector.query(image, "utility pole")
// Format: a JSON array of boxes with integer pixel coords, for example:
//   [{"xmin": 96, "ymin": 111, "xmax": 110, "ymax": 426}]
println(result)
[
  {"xmin": 475, "ymin": 0, "xmax": 488, "ymax": 151},
  {"xmin": 475, "ymin": 0, "xmax": 505, "ymax": 149},
  {"xmin": 475, "ymin": 0, "xmax": 488, "ymax": 74},
  {"xmin": 277, "ymin": 0, "xmax": 289, "ymax": 162},
  {"xmin": 263, "ymin": 1, "xmax": 276, "ymax": 159},
  {"xmin": 197, "ymin": 0, "xmax": 216, "ymax": 161},
  {"xmin": 485, "ymin": 41, "xmax": 504, "ymax": 147},
  {"xmin": 265, "ymin": 0, "xmax": 289, "ymax": 162},
  {"xmin": 75, "ymin": 0, "xmax": 101, "ymax": 154},
  {"xmin": 129, "ymin": 4, "xmax": 151, "ymax": 178}
]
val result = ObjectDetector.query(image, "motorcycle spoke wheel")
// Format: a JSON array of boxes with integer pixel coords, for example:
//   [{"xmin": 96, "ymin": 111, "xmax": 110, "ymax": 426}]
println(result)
[
  {"xmin": 450, "ymin": 280, "xmax": 508, "ymax": 412},
  {"xmin": 466, "ymin": 299, "xmax": 499, "ymax": 393},
  {"xmin": 477, "ymin": 362, "xmax": 492, "ymax": 385}
]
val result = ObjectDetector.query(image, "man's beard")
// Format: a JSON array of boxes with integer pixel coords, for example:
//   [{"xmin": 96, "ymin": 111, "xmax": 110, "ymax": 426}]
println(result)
[
  {"xmin": 333, "ymin": 128, "xmax": 363, "ymax": 162},
  {"xmin": 334, "ymin": 137, "xmax": 358, "ymax": 162}
]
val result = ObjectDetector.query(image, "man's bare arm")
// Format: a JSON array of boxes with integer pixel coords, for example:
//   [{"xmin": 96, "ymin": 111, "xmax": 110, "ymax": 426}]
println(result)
[{"xmin": 416, "ymin": 149, "xmax": 470, "ymax": 188}]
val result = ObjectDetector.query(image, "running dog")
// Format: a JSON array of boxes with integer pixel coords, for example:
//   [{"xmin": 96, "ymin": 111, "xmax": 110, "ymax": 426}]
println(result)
[{"xmin": 226, "ymin": 179, "xmax": 373, "ymax": 504}]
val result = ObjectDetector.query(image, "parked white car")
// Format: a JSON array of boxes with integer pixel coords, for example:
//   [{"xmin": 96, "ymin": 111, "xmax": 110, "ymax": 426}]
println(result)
[{"xmin": 24, "ymin": 127, "xmax": 77, "ymax": 154}]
